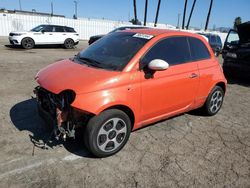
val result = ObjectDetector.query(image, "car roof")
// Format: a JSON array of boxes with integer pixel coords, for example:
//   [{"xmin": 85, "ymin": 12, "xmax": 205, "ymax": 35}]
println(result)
[
  {"xmin": 40, "ymin": 24, "xmax": 72, "ymax": 28},
  {"xmin": 122, "ymin": 28, "xmax": 202, "ymax": 38}
]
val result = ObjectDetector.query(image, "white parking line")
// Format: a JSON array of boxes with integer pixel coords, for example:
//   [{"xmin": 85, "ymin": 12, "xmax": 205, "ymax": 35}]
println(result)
[
  {"xmin": 0, "ymin": 161, "xmax": 43, "ymax": 179},
  {"xmin": 62, "ymin": 154, "xmax": 82, "ymax": 161},
  {"xmin": 0, "ymin": 158, "xmax": 56, "ymax": 179},
  {"xmin": 0, "ymin": 154, "xmax": 83, "ymax": 179}
]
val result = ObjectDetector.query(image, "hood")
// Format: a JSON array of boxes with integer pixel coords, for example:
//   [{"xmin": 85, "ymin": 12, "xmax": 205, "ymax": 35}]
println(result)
[
  {"xmin": 90, "ymin": 34, "xmax": 105, "ymax": 39},
  {"xmin": 36, "ymin": 59, "xmax": 121, "ymax": 94},
  {"xmin": 237, "ymin": 21, "xmax": 250, "ymax": 44},
  {"xmin": 10, "ymin": 31, "xmax": 28, "ymax": 34}
]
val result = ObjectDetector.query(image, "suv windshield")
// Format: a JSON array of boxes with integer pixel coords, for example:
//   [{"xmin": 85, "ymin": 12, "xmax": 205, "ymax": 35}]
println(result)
[
  {"xmin": 30, "ymin": 25, "xmax": 46, "ymax": 32},
  {"xmin": 78, "ymin": 32, "xmax": 151, "ymax": 71}
]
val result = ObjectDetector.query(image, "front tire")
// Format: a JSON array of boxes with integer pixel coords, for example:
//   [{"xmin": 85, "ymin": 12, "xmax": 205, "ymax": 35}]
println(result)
[
  {"xmin": 204, "ymin": 86, "xmax": 224, "ymax": 116},
  {"xmin": 64, "ymin": 38, "xmax": 74, "ymax": 49},
  {"xmin": 84, "ymin": 109, "xmax": 131, "ymax": 157},
  {"xmin": 21, "ymin": 37, "xmax": 35, "ymax": 49}
]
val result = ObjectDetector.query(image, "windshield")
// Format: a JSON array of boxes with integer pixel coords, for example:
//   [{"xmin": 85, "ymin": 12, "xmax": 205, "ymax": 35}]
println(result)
[
  {"xmin": 30, "ymin": 25, "xmax": 46, "ymax": 32},
  {"xmin": 78, "ymin": 32, "xmax": 151, "ymax": 71}
]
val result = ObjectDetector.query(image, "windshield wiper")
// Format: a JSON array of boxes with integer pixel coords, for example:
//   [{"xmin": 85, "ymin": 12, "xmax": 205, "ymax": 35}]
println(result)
[{"xmin": 77, "ymin": 57, "xmax": 104, "ymax": 68}]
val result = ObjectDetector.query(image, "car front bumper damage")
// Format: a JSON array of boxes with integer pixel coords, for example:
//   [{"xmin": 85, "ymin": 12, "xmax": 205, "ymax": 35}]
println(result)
[{"xmin": 34, "ymin": 86, "xmax": 90, "ymax": 141}]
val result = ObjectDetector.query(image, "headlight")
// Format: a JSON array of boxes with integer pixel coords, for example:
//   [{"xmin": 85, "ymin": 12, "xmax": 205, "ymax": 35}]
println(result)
[{"xmin": 226, "ymin": 52, "xmax": 237, "ymax": 59}]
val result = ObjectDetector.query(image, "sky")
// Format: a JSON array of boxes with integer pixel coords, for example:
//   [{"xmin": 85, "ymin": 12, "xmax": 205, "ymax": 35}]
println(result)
[{"xmin": 0, "ymin": 0, "xmax": 249, "ymax": 28}]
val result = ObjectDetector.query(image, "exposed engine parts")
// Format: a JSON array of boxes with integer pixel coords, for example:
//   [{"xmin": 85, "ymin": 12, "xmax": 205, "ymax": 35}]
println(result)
[{"xmin": 34, "ymin": 86, "xmax": 90, "ymax": 142}]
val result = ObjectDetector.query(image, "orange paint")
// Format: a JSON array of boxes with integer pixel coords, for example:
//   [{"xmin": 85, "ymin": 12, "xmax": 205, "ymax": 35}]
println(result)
[{"xmin": 36, "ymin": 29, "xmax": 227, "ymax": 130}]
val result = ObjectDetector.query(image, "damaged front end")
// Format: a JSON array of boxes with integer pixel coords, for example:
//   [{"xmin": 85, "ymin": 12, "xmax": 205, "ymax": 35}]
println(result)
[{"xmin": 34, "ymin": 86, "xmax": 90, "ymax": 141}]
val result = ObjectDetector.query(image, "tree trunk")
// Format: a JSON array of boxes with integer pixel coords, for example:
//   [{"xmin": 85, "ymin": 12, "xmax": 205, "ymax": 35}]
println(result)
[
  {"xmin": 205, "ymin": 0, "xmax": 213, "ymax": 31},
  {"xmin": 154, "ymin": 0, "xmax": 161, "ymax": 27}
]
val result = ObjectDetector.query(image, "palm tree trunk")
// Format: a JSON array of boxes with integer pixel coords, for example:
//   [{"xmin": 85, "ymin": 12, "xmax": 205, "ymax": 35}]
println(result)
[
  {"xmin": 182, "ymin": 0, "xmax": 188, "ymax": 29},
  {"xmin": 205, "ymin": 0, "xmax": 214, "ymax": 30},
  {"xmin": 154, "ymin": 0, "xmax": 161, "ymax": 27},
  {"xmin": 133, "ymin": 0, "xmax": 138, "ymax": 24},
  {"xmin": 144, "ymin": 0, "xmax": 148, "ymax": 26},
  {"xmin": 186, "ymin": 0, "xmax": 196, "ymax": 29}
]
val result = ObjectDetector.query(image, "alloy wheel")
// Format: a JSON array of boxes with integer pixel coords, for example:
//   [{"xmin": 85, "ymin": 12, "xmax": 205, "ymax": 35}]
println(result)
[{"xmin": 97, "ymin": 118, "xmax": 127, "ymax": 152}]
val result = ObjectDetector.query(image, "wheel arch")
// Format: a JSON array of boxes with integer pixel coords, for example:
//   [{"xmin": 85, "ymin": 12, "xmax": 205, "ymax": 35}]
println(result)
[
  {"xmin": 215, "ymin": 81, "xmax": 226, "ymax": 93},
  {"xmin": 102, "ymin": 105, "xmax": 135, "ymax": 131},
  {"xmin": 21, "ymin": 37, "xmax": 35, "ymax": 44},
  {"xmin": 64, "ymin": 38, "xmax": 74, "ymax": 43}
]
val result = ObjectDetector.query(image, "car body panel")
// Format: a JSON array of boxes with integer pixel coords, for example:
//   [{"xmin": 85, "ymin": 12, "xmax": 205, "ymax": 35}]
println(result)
[
  {"xmin": 36, "ymin": 59, "xmax": 121, "ymax": 95},
  {"xmin": 36, "ymin": 29, "xmax": 227, "ymax": 131},
  {"xmin": 9, "ymin": 25, "xmax": 79, "ymax": 46}
]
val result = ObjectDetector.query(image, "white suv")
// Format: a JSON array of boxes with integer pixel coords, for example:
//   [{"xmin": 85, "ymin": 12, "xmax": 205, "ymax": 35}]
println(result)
[{"xmin": 9, "ymin": 24, "xmax": 80, "ymax": 49}]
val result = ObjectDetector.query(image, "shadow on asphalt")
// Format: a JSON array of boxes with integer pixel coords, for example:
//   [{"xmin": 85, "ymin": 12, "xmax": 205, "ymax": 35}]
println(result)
[
  {"xmin": 9, "ymin": 98, "xmax": 94, "ymax": 158},
  {"xmin": 4, "ymin": 44, "xmax": 77, "ymax": 50}
]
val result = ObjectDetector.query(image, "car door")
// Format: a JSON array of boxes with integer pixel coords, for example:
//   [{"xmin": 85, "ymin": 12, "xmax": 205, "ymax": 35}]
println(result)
[
  {"xmin": 187, "ymin": 36, "xmax": 217, "ymax": 102},
  {"xmin": 140, "ymin": 36, "xmax": 199, "ymax": 122},
  {"xmin": 54, "ymin": 26, "xmax": 66, "ymax": 44},
  {"xmin": 36, "ymin": 25, "xmax": 55, "ymax": 44}
]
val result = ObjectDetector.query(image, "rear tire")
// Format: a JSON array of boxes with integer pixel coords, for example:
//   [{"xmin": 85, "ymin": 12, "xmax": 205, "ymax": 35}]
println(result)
[
  {"xmin": 64, "ymin": 38, "xmax": 74, "ymax": 49},
  {"xmin": 203, "ymin": 86, "xmax": 224, "ymax": 116},
  {"xmin": 21, "ymin": 37, "xmax": 35, "ymax": 49},
  {"xmin": 84, "ymin": 109, "xmax": 131, "ymax": 158}
]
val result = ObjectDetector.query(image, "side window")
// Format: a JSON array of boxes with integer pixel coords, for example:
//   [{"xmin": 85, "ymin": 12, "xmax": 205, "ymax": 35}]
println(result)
[
  {"xmin": 44, "ymin": 25, "xmax": 53, "ymax": 32},
  {"xmin": 64, "ymin": 27, "xmax": 75, "ymax": 32},
  {"xmin": 55, "ymin": 26, "xmax": 64, "ymax": 32},
  {"xmin": 142, "ymin": 36, "xmax": 191, "ymax": 66},
  {"xmin": 188, "ymin": 37, "xmax": 211, "ymax": 61},
  {"xmin": 226, "ymin": 30, "xmax": 239, "ymax": 44},
  {"xmin": 216, "ymin": 36, "xmax": 222, "ymax": 45}
]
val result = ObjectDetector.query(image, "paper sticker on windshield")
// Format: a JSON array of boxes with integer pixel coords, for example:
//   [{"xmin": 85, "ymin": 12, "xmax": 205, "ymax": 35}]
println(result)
[{"xmin": 133, "ymin": 33, "xmax": 153, "ymax": 40}]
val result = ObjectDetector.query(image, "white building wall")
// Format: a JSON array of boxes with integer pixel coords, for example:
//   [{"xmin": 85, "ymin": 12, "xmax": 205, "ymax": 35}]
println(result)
[
  {"xmin": 0, "ymin": 13, "xmax": 228, "ymax": 43},
  {"xmin": 0, "ymin": 13, "xmax": 133, "ymax": 40}
]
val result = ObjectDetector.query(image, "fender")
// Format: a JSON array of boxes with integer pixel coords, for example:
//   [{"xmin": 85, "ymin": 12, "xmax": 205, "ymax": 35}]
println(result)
[{"xmin": 71, "ymin": 83, "xmax": 141, "ymax": 124}]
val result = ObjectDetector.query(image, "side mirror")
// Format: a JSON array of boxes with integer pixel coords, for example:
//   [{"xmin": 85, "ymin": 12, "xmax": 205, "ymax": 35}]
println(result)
[
  {"xmin": 148, "ymin": 59, "xmax": 169, "ymax": 71},
  {"xmin": 41, "ymin": 30, "xmax": 45, "ymax": 34}
]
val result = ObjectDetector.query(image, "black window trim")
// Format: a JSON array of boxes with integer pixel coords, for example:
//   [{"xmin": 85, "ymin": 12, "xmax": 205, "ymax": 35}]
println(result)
[{"xmin": 139, "ymin": 35, "xmax": 194, "ymax": 70}]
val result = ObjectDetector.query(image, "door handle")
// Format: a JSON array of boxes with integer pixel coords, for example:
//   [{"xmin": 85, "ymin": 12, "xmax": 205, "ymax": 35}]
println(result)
[
  {"xmin": 49, "ymin": 34, "xmax": 53, "ymax": 35},
  {"xmin": 189, "ymin": 73, "xmax": 198, "ymax": 78},
  {"xmin": 63, "ymin": 34, "xmax": 66, "ymax": 35}
]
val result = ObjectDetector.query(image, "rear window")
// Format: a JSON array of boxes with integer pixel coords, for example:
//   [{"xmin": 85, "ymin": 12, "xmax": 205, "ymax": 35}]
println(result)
[
  {"xmin": 188, "ymin": 37, "xmax": 211, "ymax": 61},
  {"xmin": 216, "ymin": 36, "xmax": 222, "ymax": 45},
  {"xmin": 210, "ymin": 35, "xmax": 216, "ymax": 43},
  {"xmin": 64, "ymin": 27, "xmax": 76, "ymax": 32}
]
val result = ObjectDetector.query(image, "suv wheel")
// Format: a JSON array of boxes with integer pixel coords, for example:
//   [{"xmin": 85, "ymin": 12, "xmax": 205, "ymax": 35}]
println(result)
[
  {"xmin": 84, "ymin": 109, "xmax": 131, "ymax": 157},
  {"xmin": 64, "ymin": 38, "xmax": 74, "ymax": 49},
  {"xmin": 21, "ymin": 37, "xmax": 35, "ymax": 49},
  {"xmin": 204, "ymin": 86, "xmax": 224, "ymax": 116}
]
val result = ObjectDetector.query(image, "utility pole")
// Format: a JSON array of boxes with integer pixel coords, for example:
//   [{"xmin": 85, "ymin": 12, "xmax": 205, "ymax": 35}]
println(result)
[
  {"xmin": 74, "ymin": 1, "xmax": 78, "ymax": 19},
  {"xmin": 51, "ymin": 1, "xmax": 54, "ymax": 16},
  {"xmin": 182, "ymin": 0, "xmax": 188, "ymax": 29},
  {"xmin": 19, "ymin": 0, "xmax": 22, "ymax": 10},
  {"xmin": 154, "ymin": 0, "xmax": 161, "ymax": 27},
  {"xmin": 133, "ymin": 0, "xmax": 137, "ymax": 24},
  {"xmin": 186, "ymin": 0, "xmax": 196, "ymax": 29},
  {"xmin": 177, "ymin": 13, "xmax": 181, "ymax": 28},
  {"xmin": 205, "ymin": 0, "xmax": 213, "ymax": 31},
  {"xmin": 143, "ymin": 0, "xmax": 148, "ymax": 26}
]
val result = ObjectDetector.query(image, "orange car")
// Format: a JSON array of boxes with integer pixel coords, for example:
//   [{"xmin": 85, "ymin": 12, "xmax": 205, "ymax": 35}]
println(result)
[{"xmin": 34, "ymin": 29, "xmax": 227, "ymax": 157}]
